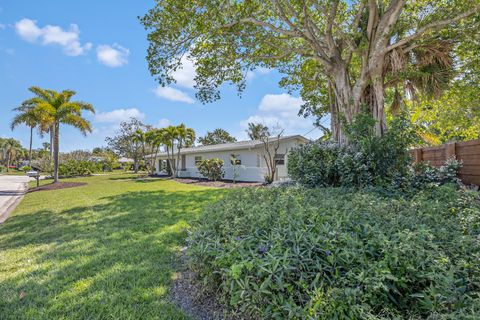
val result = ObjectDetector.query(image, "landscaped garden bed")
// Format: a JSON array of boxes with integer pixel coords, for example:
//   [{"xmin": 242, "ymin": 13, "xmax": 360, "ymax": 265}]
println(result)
[{"xmin": 188, "ymin": 185, "xmax": 480, "ymax": 319}]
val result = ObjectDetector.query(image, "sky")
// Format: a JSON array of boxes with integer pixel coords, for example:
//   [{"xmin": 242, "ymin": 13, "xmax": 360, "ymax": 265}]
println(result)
[{"xmin": 0, "ymin": 0, "xmax": 322, "ymax": 152}]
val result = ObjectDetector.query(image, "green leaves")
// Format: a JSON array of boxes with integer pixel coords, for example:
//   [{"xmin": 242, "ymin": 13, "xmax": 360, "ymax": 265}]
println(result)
[
  {"xmin": 188, "ymin": 185, "xmax": 480, "ymax": 318},
  {"xmin": 196, "ymin": 158, "xmax": 225, "ymax": 181}
]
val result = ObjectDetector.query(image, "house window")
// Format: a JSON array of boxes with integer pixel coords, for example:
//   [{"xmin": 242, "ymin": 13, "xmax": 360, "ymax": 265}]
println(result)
[
  {"xmin": 274, "ymin": 154, "xmax": 285, "ymax": 165},
  {"xmin": 159, "ymin": 160, "xmax": 167, "ymax": 171},
  {"xmin": 195, "ymin": 156, "xmax": 202, "ymax": 165},
  {"xmin": 230, "ymin": 154, "xmax": 241, "ymax": 165}
]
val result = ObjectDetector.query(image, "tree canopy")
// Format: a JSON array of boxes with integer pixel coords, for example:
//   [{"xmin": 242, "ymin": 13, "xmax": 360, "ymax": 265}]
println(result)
[
  {"xmin": 141, "ymin": 0, "xmax": 480, "ymax": 143},
  {"xmin": 198, "ymin": 128, "xmax": 237, "ymax": 145}
]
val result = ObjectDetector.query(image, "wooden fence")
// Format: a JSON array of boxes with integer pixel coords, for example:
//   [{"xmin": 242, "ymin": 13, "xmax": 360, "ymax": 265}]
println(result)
[{"xmin": 410, "ymin": 139, "xmax": 480, "ymax": 185}]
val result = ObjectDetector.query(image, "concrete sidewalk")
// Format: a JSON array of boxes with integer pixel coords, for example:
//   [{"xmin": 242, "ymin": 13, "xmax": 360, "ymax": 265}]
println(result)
[{"xmin": 0, "ymin": 175, "xmax": 31, "ymax": 224}]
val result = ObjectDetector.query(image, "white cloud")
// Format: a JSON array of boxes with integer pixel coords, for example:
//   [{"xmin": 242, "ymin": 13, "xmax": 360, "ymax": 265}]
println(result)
[
  {"xmin": 157, "ymin": 118, "xmax": 171, "ymax": 128},
  {"xmin": 246, "ymin": 67, "xmax": 272, "ymax": 81},
  {"xmin": 172, "ymin": 55, "xmax": 197, "ymax": 88},
  {"xmin": 95, "ymin": 108, "xmax": 145, "ymax": 123},
  {"xmin": 14, "ymin": 18, "xmax": 91, "ymax": 56},
  {"xmin": 239, "ymin": 93, "xmax": 315, "ymax": 137},
  {"xmin": 153, "ymin": 86, "xmax": 195, "ymax": 104},
  {"xmin": 96, "ymin": 44, "xmax": 129, "ymax": 67}
]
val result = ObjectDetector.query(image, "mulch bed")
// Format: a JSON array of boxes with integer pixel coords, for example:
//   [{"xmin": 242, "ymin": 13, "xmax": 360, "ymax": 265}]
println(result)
[
  {"xmin": 171, "ymin": 249, "xmax": 233, "ymax": 320},
  {"xmin": 28, "ymin": 182, "xmax": 87, "ymax": 193},
  {"xmin": 172, "ymin": 178, "xmax": 263, "ymax": 189}
]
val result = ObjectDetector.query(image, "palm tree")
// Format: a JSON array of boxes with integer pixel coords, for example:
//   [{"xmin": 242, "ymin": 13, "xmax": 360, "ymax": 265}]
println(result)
[
  {"xmin": 0, "ymin": 138, "xmax": 23, "ymax": 172},
  {"xmin": 22, "ymin": 87, "xmax": 95, "ymax": 182},
  {"xmin": 161, "ymin": 125, "xmax": 179, "ymax": 176},
  {"xmin": 145, "ymin": 128, "xmax": 165, "ymax": 175},
  {"xmin": 174, "ymin": 124, "xmax": 195, "ymax": 177},
  {"xmin": 132, "ymin": 129, "xmax": 147, "ymax": 173},
  {"xmin": 246, "ymin": 123, "xmax": 270, "ymax": 140},
  {"xmin": 11, "ymin": 101, "xmax": 41, "ymax": 166}
]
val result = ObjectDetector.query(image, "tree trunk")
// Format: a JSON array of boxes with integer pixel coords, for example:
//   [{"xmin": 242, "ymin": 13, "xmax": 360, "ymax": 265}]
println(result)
[
  {"xmin": 53, "ymin": 123, "xmax": 60, "ymax": 183},
  {"xmin": 50, "ymin": 126, "xmax": 54, "ymax": 158},
  {"xmin": 330, "ymin": 64, "xmax": 359, "ymax": 144},
  {"xmin": 133, "ymin": 158, "xmax": 139, "ymax": 173},
  {"xmin": 371, "ymin": 78, "xmax": 387, "ymax": 136},
  {"xmin": 6, "ymin": 153, "xmax": 10, "ymax": 172},
  {"xmin": 28, "ymin": 126, "xmax": 33, "ymax": 166},
  {"xmin": 329, "ymin": 67, "xmax": 387, "ymax": 143}
]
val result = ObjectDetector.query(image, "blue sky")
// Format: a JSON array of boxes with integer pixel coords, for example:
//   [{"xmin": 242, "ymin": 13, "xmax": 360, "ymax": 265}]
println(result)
[{"xmin": 0, "ymin": 0, "xmax": 321, "ymax": 152}]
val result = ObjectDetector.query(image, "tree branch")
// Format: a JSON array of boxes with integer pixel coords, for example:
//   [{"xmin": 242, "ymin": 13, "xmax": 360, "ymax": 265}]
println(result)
[{"xmin": 385, "ymin": 5, "xmax": 480, "ymax": 53}]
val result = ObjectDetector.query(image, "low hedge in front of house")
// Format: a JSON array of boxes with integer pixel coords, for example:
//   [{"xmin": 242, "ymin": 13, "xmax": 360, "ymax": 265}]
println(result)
[{"xmin": 187, "ymin": 185, "xmax": 480, "ymax": 319}]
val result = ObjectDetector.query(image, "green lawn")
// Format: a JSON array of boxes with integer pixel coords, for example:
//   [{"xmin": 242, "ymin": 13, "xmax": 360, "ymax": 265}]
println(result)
[{"xmin": 0, "ymin": 174, "xmax": 226, "ymax": 319}]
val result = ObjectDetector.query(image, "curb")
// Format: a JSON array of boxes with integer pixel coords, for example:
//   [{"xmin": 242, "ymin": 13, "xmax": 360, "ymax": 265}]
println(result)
[{"xmin": 0, "ymin": 182, "xmax": 28, "ymax": 224}]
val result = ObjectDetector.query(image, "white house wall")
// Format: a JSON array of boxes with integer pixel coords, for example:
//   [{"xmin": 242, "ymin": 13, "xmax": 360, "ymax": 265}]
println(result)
[
  {"xmin": 182, "ymin": 149, "xmax": 266, "ymax": 182},
  {"xmin": 154, "ymin": 137, "xmax": 305, "ymax": 182}
]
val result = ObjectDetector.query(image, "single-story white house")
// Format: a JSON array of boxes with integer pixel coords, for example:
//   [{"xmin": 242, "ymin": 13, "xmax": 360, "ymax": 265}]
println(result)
[{"xmin": 153, "ymin": 135, "xmax": 309, "ymax": 182}]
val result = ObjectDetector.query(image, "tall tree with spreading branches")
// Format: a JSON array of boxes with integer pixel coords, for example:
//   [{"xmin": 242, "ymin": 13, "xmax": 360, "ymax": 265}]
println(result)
[{"xmin": 141, "ymin": 0, "xmax": 480, "ymax": 143}]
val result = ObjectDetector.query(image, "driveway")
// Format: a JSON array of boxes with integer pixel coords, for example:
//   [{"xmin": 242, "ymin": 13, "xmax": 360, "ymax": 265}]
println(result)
[{"xmin": 0, "ymin": 175, "xmax": 31, "ymax": 224}]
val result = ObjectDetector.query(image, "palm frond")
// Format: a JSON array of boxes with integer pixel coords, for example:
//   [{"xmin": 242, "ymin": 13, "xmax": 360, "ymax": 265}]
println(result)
[
  {"xmin": 28, "ymin": 86, "xmax": 55, "ymax": 103},
  {"xmin": 61, "ymin": 114, "xmax": 93, "ymax": 136}
]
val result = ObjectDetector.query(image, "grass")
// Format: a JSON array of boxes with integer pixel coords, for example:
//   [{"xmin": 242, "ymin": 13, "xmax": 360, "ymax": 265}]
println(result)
[
  {"xmin": 0, "ymin": 170, "xmax": 27, "ymax": 176},
  {"xmin": 0, "ymin": 174, "xmax": 226, "ymax": 319}
]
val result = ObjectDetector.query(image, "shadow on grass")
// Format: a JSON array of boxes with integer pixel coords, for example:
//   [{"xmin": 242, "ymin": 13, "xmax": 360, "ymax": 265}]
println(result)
[{"xmin": 0, "ymin": 188, "xmax": 224, "ymax": 319}]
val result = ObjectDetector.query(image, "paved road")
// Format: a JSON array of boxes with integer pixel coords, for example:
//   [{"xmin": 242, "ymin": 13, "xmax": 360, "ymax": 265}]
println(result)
[{"xmin": 0, "ymin": 175, "xmax": 31, "ymax": 224}]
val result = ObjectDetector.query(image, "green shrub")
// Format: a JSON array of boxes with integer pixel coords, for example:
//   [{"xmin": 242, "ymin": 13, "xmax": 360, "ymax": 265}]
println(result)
[
  {"xmin": 288, "ymin": 115, "xmax": 431, "ymax": 189},
  {"xmin": 196, "ymin": 158, "xmax": 225, "ymax": 181},
  {"xmin": 58, "ymin": 160, "xmax": 102, "ymax": 177},
  {"xmin": 188, "ymin": 186, "xmax": 480, "ymax": 319},
  {"xmin": 19, "ymin": 165, "xmax": 32, "ymax": 172}
]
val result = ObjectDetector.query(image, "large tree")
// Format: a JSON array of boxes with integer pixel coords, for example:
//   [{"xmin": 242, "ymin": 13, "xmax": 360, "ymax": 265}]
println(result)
[
  {"xmin": 17, "ymin": 87, "xmax": 94, "ymax": 182},
  {"xmin": 141, "ymin": 0, "xmax": 480, "ymax": 143},
  {"xmin": 106, "ymin": 118, "xmax": 146, "ymax": 173},
  {"xmin": 198, "ymin": 128, "xmax": 237, "ymax": 145}
]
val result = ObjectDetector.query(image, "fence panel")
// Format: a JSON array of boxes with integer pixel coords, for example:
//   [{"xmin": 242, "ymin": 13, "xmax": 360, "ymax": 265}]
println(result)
[{"xmin": 410, "ymin": 139, "xmax": 480, "ymax": 185}]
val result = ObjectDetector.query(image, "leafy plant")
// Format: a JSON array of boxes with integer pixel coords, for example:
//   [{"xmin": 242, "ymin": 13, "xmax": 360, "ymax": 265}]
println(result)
[
  {"xmin": 58, "ymin": 160, "xmax": 102, "ymax": 177},
  {"xmin": 288, "ymin": 115, "xmax": 420, "ymax": 188},
  {"xmin": 188, "ymin": 186, "xmax": 480, "ymax": 319},
  {"xmin": 20, "ymin": 165, "xmax": 32, "ymax": 172},
  {"xmin": 196, "ymin": 158, "xmax": 224, "ymax": 181}
]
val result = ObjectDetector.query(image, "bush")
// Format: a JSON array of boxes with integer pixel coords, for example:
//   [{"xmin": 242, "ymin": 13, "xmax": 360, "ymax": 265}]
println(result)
[
  {"xmin": 188, "ymin": 186, "xmax": 480, "ymax": 319},
  {"xmin": 288, "ymin": 115, "xmax": 433, "ymax": 189},
  {"xmin": 196, "ymin": 158, "xmax": 225, "ymax": 181},
  {"xmin": 19, "ymin": 165, "xmax": 32, "ymax": 172},
  {"xmin": 408, "ymin": 157, "xmax": 462, "ymax": 188},
  {"xmin": 58, "ymin": 160, "xmax": 102, "ymax": 177}
]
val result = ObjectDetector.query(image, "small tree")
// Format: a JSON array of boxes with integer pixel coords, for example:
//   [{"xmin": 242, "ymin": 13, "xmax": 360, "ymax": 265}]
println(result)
[
  {"xmin": 230, "ymin": 154, "xmax": 241, "ymax": 183},
  {"xmin": 196, "ymin": 158, "xmax": 225, "ymax": 181},
  {"xmin": 250, "ymin": 123, "xmax": 284, "ymax": 184}
]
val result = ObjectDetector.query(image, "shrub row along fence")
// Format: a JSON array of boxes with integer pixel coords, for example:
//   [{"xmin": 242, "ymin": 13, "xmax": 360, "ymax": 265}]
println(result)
[{"xmin": 410, "ymin": 139, "xmax": 480, "ymax": 185}]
